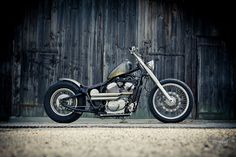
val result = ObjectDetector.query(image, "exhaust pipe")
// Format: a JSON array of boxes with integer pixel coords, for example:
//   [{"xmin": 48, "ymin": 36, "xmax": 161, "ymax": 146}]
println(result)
[{"xmin": 90, "ymin": 89, "xmax": 132, "ymax": 100}]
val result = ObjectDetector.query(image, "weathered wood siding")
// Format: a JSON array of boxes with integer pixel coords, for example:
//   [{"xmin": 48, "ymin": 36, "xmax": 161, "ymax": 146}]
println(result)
[
  {"xmin": 6, "ymin": 0, "xmax": 236, "ymax": 119},
  {"xmin": 197, "ymin": 37, "xmax": 234, "ymax": 119}
]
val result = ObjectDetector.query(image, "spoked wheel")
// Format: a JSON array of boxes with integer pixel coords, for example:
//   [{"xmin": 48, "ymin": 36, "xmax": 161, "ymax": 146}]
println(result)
[
  {"xmin": 44, "ymin": 82, "xmax": 84, "ymax": 123},
  {"xmin": 149, "ymin": 79, "xmax": 193, "ymax": 123}
]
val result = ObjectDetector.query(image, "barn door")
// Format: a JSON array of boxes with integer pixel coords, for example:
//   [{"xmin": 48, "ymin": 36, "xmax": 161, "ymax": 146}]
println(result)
[{"xmin": 197, "ymin": 37, "xmax": 233, "ymax": 119}]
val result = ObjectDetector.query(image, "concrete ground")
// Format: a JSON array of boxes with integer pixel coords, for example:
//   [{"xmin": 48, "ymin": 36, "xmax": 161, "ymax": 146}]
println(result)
[{"xmin": 0, "ymin": 118, "xmax": 236, "ymax": 157}]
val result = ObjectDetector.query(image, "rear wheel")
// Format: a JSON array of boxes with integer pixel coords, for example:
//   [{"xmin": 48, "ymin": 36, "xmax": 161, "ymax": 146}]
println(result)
[
  {"xmin": 44, "ymin": 82, "xmax": 84, "ymax": 123},
  {"xmin": 149, "ymin": 79, "xmax": 194, "ymax": 123}
]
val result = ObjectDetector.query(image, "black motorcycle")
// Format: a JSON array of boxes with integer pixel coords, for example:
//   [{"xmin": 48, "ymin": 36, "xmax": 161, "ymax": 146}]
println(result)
[{"xmin": 44, "ymin": 46, "xmax": 194, "ymax": 123}]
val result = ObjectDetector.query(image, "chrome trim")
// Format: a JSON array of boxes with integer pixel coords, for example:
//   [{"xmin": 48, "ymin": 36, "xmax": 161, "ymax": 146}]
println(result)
[
  {"xmin": 147, "ymin": 60, "xmax": 154, "ymax": 71},
  {"xmin": 152, "ymin": 83, "xmax": 189, "ymax": 119},
  {"xmin": 90, "ymin": 92, "xmax": 133, "ymax": 97},
  {"xmin": 50, "ymin": 88, "xmax": 77, "ymax": 116},
  {"xmin": 91, "ymin": 97, "xmax": 119, "ymax": 100},
  {"xmin": 99, "ymin": 113, "xmax": 131, "ymax": 117},
  {"xmin": 132, "ymin": 50, "xmax": 173, "ymax": 102}
]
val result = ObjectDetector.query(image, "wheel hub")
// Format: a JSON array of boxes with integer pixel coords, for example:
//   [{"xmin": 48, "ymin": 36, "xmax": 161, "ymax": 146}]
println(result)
[
  {"xmin": 50, "ymin": 88, "xmax": 77, "ymax": 116},
  {"xmin": 162, "ymin": 92, "xmax": 181, "ymax": 112},
  {"xmin": 56, "ymin": 94, "xmax": 70, "ymax": 108}
]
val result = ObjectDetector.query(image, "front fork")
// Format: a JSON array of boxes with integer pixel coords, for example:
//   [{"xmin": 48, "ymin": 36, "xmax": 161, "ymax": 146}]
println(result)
[
  {"xmin": 149, "ymin": 73, "xmax": 173, "ymax": 101},
  {"xmin": 133, "ymin": 53, "xmax": 173, "ymax": 103}
]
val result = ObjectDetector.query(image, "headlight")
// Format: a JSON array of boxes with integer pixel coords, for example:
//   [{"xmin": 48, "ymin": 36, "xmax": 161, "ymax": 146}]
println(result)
[{"xmin": 147, "ymin": 60, "xmax": 154, "ymax": 71}]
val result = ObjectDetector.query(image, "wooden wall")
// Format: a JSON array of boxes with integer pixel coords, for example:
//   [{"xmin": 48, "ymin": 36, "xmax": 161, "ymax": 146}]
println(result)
[{"xmin": 3, "ymin": 0, "xmax": 235, "ymax": 119}]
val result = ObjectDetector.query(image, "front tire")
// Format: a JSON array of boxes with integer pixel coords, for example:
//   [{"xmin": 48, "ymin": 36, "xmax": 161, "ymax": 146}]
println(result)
[
  {"xmin": 148, "ymin": 79, "xmax": 194, "ymax": 123},
  {"xmin": 44, "ymin": 81, "xmax": 84, "ymax": 123}
]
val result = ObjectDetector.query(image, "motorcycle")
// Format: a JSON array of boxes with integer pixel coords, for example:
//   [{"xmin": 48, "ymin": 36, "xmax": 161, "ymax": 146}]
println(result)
[{"xmin": 44, "ymin": 46, "xmax": 194, "ymax": 123}]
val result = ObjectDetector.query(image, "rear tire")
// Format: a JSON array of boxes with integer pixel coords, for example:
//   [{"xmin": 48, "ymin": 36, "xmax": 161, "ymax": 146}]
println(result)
[
  {"xmin": 148, "ymin": 79, "xmax": 194, "ymax": 123},
  {"xmin": 44, "ymin": 81, "xmax": 84, "ymax": 123}
]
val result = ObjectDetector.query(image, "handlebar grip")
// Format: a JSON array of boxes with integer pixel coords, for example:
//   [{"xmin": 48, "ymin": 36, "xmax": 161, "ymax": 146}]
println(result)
[{"xmin": 128, "ymin": 46, "xmax": 138, "ymax": 54}]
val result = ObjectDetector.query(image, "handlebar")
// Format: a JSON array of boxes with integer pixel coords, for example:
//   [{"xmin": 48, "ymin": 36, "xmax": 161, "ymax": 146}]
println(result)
[{"xmin": 129, "ymin": 46, "xmax": 139, "ymax": 54}]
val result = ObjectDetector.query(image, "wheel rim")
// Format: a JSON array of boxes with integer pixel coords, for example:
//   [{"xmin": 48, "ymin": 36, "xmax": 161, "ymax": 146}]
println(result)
[
  {"xmin": 152, "ymin": 83, "xmax": 189, "ymax": 120},
  {"xmin": 50, "ymin": 88, "xmax": 77, "ymax": 116}
]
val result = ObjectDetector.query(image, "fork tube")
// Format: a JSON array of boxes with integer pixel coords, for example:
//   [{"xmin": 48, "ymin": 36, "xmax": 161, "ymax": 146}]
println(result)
[{"xmin": 133, "ymin": 53, "xmax": 173, "ymax": 101}]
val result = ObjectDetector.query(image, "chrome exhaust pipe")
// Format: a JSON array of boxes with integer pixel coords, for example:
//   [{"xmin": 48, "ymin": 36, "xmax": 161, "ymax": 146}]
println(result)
[
  {"xmin": 90, "ymin": 89, "xmax": 133, "ymax": 100},
  {"xmin": 90, "ymin": 97, "xmax": 119, "ymax": 100},
  {"xmin": 91, "ymin": 92, "xmax": 132, "ymax": 97}
]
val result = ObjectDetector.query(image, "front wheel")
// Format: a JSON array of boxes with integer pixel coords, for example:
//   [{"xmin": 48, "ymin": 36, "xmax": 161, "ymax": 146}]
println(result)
[{"xmin": 148, "ymin": 79, "xmax": 194, "ymax": 123}]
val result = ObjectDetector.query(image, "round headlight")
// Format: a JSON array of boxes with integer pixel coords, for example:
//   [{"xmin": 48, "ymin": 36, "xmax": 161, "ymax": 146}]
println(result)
[{"xmin": 147, "ymin": 60, "xmax": 154, "ymax": 71}]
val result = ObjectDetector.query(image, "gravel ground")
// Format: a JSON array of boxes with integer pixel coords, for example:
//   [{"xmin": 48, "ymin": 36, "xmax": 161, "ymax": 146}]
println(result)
[{"xmin": 0, "ymin": 128, "xmax": 236, "ymax": 157}]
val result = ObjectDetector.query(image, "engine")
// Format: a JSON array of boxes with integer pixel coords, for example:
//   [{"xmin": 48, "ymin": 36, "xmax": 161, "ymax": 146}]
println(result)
[{"xmin": 105, "ymin": 82, "xmax": 134, "ymax": 114}]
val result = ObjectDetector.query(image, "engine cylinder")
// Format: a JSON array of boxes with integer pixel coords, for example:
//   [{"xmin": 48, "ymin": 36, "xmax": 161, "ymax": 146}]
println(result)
[
  {"xmin": 107, "ymin": 99, "xmax": 126, "ymax": 111},
  {"xmin": 105, "ymin": 81, "xmax": 134, "ymax": 114}
]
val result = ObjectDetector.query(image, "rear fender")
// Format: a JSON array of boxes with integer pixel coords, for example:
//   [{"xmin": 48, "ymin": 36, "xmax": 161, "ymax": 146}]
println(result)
[
  {"xmin": 59, "ymin": 78, "xmax": 82, "ymax": 89},
  {"xmin": 58, "ymin": 78, "xmax": 88, "ymax": 95}
]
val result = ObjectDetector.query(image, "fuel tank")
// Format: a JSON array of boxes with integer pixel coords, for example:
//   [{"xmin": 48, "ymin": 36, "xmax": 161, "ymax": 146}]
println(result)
[{"xmin": 107, "ymin": 60, "xmax": 132, "ymax": 80}]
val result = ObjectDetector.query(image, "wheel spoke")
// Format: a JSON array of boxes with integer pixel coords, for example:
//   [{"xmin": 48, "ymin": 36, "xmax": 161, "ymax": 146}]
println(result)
[{"xmin": 153, "ymin": 83, "xmax": 190, "ymax": 120}]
